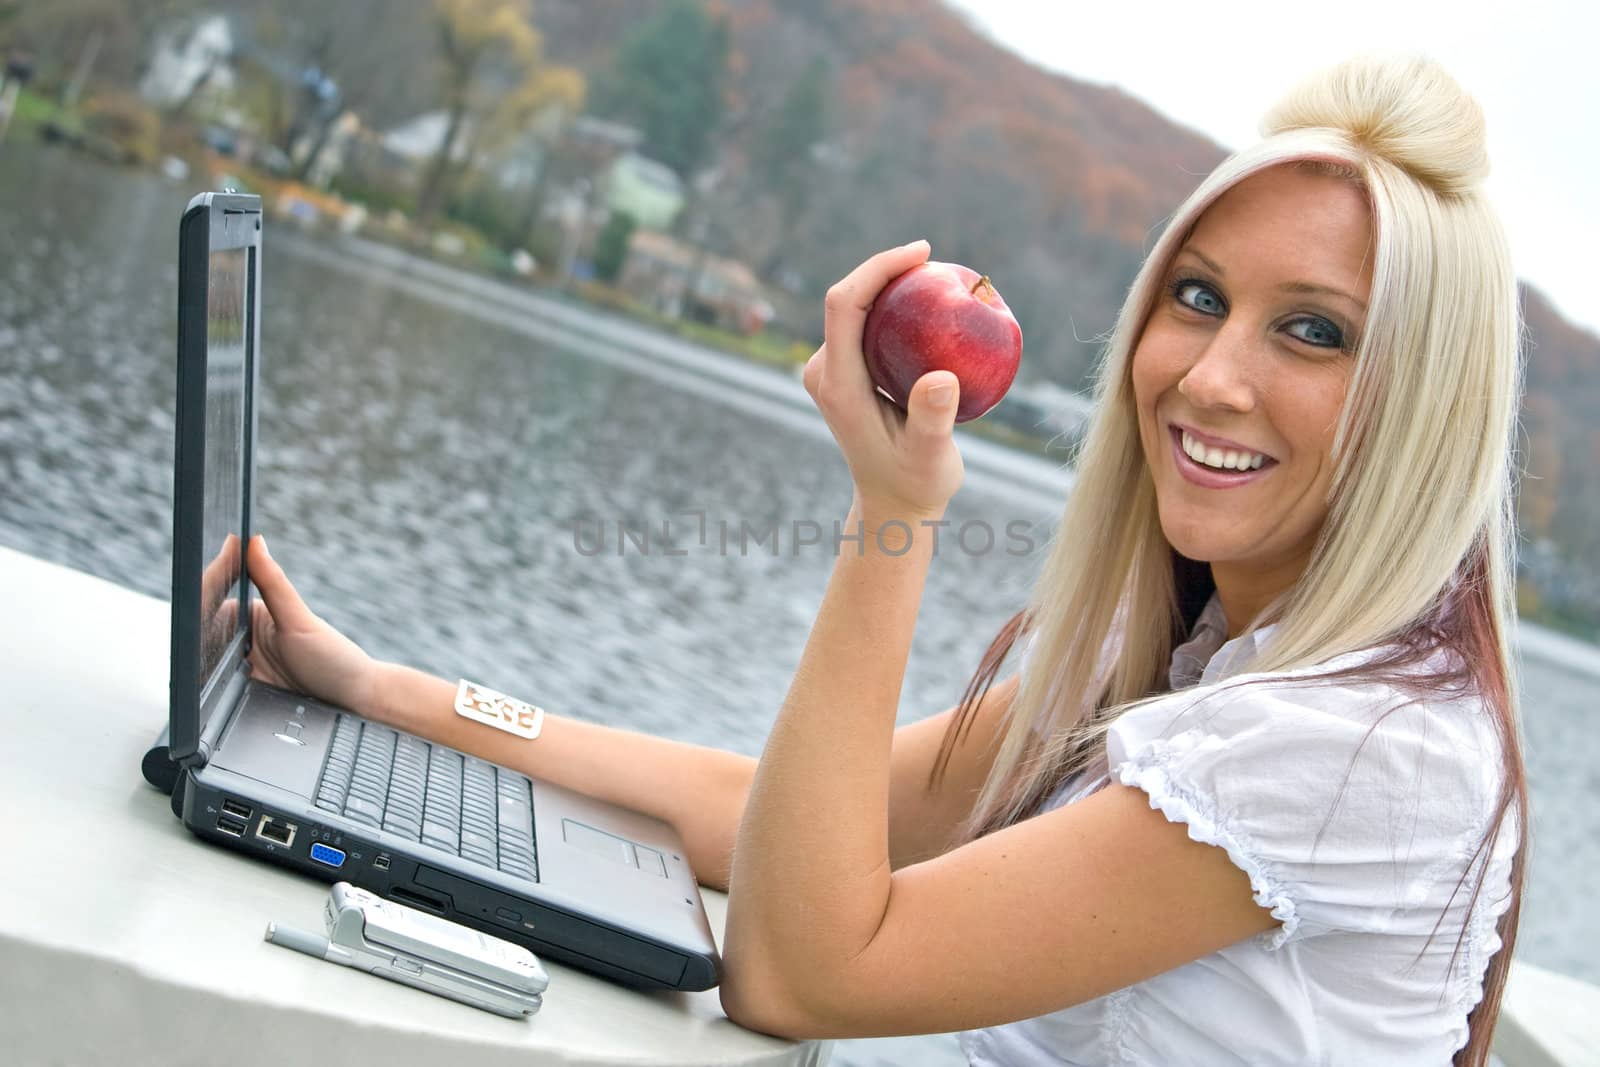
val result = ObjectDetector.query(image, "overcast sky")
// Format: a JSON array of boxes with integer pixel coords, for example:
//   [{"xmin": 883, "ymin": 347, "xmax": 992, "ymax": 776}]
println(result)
[{"xmin": 947, "ymin": 0, "xmax": 1599, "ymax": 337}]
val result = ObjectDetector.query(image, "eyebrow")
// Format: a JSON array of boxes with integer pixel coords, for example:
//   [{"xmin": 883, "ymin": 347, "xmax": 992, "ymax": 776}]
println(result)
[{"xmin": 1178, "ymin": 246, "xmax": 1368, "ymax": 311}]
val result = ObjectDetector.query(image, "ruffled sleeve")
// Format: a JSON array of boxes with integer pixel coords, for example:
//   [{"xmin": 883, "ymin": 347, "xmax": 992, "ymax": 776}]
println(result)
[{"xmin": 1105, "ymin": 677, "xmax": 1500, "ymax": 951}]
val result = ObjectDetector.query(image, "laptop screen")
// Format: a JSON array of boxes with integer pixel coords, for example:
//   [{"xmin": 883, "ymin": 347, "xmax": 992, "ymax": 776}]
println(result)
[
  {"xmin": 198, "ymin": 244, "xmax": 249, "ymax": 689},
  {"xmin": 169, "ymin": 193, "xmax": 261, "ymax": 764}
]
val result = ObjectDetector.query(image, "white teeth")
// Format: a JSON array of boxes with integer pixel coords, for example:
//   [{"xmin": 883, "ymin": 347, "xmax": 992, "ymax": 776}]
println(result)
[{"xmin": 1181, "ymin": 431, "xmax": 1267, "ymax": 473}]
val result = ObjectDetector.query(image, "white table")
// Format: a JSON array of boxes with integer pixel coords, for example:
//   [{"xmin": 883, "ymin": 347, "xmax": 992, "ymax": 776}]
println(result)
[{"xmin": 0, "ymin": 545, "xmax": 828, "ymax": 1067}]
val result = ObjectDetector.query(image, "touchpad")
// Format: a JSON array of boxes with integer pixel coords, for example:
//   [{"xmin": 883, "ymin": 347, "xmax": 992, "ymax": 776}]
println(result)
[{"xmin": 561, "ymin": 819, "xmax": 668, "ymax": 876}]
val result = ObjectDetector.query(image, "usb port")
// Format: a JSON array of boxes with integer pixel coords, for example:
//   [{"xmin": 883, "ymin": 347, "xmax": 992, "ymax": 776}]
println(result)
[
  {"xmin": 256, "ymin": 814, "xmax": 297, "ymax": 848},
  {"xmin": 221, "ymin": 799, "xmax": 253, "ymax": 821},
  {"xmin": 217, "ymin": 814, "xmax": 248, "ymax": 837},
  {"xmin": 373, "ymin": 854, "xmax": 391, "ymax": 872},
  {"xmin": 309, "ymin": 843, "xmax": 346, "ymax": 868}
]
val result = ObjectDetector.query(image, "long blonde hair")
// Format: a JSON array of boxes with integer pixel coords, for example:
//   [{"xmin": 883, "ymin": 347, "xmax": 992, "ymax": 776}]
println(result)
[{"xmin": 934, "ymin": 53, "xmax": 1529, "ymax": 1066}]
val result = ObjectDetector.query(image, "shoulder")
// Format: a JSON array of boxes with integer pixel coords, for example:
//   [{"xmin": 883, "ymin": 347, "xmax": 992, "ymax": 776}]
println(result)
[{"xmin": 1103, "ymin": 652, "xmax": 1505, "ymax": 942}]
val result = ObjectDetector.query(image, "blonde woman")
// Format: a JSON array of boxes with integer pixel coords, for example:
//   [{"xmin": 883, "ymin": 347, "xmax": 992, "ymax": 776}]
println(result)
[{"xmin": 244, "ymin": 52, "xmax": 1526, "ymax": 1066}]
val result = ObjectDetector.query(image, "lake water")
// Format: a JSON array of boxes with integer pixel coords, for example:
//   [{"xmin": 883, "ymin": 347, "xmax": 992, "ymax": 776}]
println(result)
[{"xmin": 2, "ymin": 144, "xmax": 1593, "ymax": 1064}]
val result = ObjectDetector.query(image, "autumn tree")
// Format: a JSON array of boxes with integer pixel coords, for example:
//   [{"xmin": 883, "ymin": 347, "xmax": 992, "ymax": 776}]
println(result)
[{"xmin": 417, "ymin": 0, "xmax": 583, "ymax": 226}]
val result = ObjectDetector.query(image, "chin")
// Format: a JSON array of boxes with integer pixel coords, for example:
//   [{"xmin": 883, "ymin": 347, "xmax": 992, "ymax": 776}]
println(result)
[{"xmin": 1155, "ymin": 508, "xmax": 1230, "ymax": 564}]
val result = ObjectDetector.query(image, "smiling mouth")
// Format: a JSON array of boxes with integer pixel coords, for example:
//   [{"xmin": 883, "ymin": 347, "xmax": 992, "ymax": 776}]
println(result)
[
  {"xmin": 1168, "ymin": 426, "xmax": 1278, "ymax": 487},
  {"xmin": 1177, "ymin": 428, "xmax": 1271, "ymax": 471}
]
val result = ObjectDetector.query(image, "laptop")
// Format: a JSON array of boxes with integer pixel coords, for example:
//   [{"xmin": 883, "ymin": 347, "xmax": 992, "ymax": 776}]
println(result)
[{"xmin": 141, "ymin": 191, "xmax": 720, "ymax": 992}]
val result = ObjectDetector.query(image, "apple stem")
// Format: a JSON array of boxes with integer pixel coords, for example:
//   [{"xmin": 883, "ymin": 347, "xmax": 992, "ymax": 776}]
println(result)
[{"xmin": 971, "ymin": 275, "xmax": 996, "ymax": 300}]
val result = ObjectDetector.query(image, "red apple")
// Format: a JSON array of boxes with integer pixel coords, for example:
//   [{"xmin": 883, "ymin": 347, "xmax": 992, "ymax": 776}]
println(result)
[{"xmin": 862, "ymin": 261, "xmax": 1023, "ymax": 424}]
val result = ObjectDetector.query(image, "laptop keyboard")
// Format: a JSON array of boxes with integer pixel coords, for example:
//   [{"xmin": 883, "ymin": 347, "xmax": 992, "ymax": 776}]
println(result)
[{"xmin": 314, "ymin": 715, "xmax": 539, "ymax": 881}]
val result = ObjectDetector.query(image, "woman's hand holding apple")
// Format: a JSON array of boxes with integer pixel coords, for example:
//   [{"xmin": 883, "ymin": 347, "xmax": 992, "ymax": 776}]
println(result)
[{"xmin": 801, "ymin": 240, "xmax": 967, "ymax": 526}]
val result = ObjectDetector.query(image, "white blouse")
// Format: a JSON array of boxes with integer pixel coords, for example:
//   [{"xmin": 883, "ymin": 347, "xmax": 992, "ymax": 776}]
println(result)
[{"xmin": 958, "ymin": 595, "xmax": 1519, "ymax": 1066}]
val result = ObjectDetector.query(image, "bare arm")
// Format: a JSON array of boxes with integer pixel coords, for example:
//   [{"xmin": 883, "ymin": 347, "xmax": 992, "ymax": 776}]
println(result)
[
  {"xmin": 716, "ymin": 463, "xmax": 1272, "ymax": 1042},
  {"xmin": 887, "ymin": 672, "xmax": 1020, "ymax": 869},
  {"xmin": 362, "ymin": 662, "xmax": 1019, "ymax": 891},
  {"xmin": 710, "ymin": 241, "xmax": 1277, "ymax": 1038},
  {"xmin": 242, "ymin": 535, "xmax": 752, "ymax": 889},
  {"xmin": 245, "ymin": 532, "xmax": 1019, "ymax": 894},
  {"xmin": 365, "ymin": 663, "xmax": 754, "ymax": 891}
]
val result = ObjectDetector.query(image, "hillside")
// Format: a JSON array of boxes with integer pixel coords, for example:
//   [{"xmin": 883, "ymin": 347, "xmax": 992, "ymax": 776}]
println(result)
[
  {"xmin": 533, "ymin": 0, "xmax": 1600, "ymax": 622},
  {"xmin": 539, "ymin": 0, "xmax": 1228, "ymax": 390}
]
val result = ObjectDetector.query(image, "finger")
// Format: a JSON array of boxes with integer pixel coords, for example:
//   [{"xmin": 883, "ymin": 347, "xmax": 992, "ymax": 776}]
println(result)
[
  {"xmin": 248, "ymin": 597, "xmax": 273, "ymax": 637},
  {"xmin": 905, "ymin": 370, "xmax": 960, "ymax": 448},
  {"xmin": 216, "ymin": 595, "xmax": 240, "ymax": 634},
  {"xmin": 801, "ymin": 347, "xmax": 822, "ymax": 401},
  {"xmin": 245, "ymin": 599, "xmax": 283, "ymax": 680},
  {"xmin": 247, "ymin": 535, "xmax": 317, "ymax": 631},
  {"xmin": 821, "ymin": 240, "xmax": 931, "ymax": 393},
  {"xmin": 200, "ymin": 532, "xmax": 242, "ymax": 610}
]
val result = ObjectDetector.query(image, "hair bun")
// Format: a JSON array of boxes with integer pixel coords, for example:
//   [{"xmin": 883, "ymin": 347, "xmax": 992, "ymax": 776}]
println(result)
[{"xmin": 1260, "ymin": 52, "xmax": 1490, "ymax": 196}]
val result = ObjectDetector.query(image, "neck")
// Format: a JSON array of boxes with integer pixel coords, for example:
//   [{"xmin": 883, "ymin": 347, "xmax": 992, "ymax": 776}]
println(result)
[{"xmin": 1209, "ymin": 552, "xmax": 1310, "ymax": 639}]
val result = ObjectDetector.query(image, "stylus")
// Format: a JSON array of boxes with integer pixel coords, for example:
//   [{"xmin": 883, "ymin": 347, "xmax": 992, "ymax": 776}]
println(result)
[{"xmin": 265, "ymin": 921, "xmax": 355, "ymax": 964}]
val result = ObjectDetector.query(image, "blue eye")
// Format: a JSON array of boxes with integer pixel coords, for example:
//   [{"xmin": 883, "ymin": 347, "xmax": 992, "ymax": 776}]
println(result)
[
  {"xmin": 1171, "ymin": 278, "xmax": 1224, "ymax": 315},
  {"xmin": 1170, "ymin": 276, "xmax": 1348, "ymax": 351},
  {"xmin": 1286, "ymin": 317, "xmax": 1345, "ymax": 349}
]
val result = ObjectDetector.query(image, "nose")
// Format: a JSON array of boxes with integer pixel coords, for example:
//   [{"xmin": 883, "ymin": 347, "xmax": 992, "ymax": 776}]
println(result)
[{"xmin": 1176, "ymin": 321, "xmax": 1257, "ymax": 414}]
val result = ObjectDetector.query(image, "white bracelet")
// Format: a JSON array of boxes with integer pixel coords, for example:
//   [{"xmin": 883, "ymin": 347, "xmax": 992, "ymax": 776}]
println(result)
[{"xmin": 453, "ymin": 679, "xmax": 546, "ymax": 739}]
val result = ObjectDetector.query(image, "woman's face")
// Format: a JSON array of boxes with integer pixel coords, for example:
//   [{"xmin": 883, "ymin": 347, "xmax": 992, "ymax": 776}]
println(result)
[{"xmin": 1131, "ymin": 164, "xmax": 1374, "ymax": 614}]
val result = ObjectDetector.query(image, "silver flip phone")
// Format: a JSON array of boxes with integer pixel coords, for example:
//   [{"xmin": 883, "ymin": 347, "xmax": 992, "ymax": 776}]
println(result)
[{"xmin": 265, "ymin": 882, "xmax": 548, "ymax": 1017}]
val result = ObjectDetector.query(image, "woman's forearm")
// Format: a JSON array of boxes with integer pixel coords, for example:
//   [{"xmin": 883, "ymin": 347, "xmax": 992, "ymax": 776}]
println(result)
[
  {"xmin": 723, "ymin": 499, "xmax": 937, "ymax": 1005},
  {"xmin": 367, "ymin": 662, "xmax": 754, "ymax": 891}
]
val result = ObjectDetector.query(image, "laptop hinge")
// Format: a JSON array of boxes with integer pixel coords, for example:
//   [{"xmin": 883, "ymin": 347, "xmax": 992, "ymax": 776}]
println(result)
[
  {"xmin": 193, "ymin": 664, "xmax": 253, "ymax": 769},
  {"xmin": 142, "ymin": 670, "xmax": 245, "ymax": 792}
]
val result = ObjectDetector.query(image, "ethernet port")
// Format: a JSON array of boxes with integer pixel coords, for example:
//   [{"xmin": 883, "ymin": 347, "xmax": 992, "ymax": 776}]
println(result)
[{"xmin": 256, "ymin": 814, "xmax": 297, "ymax": 848}]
